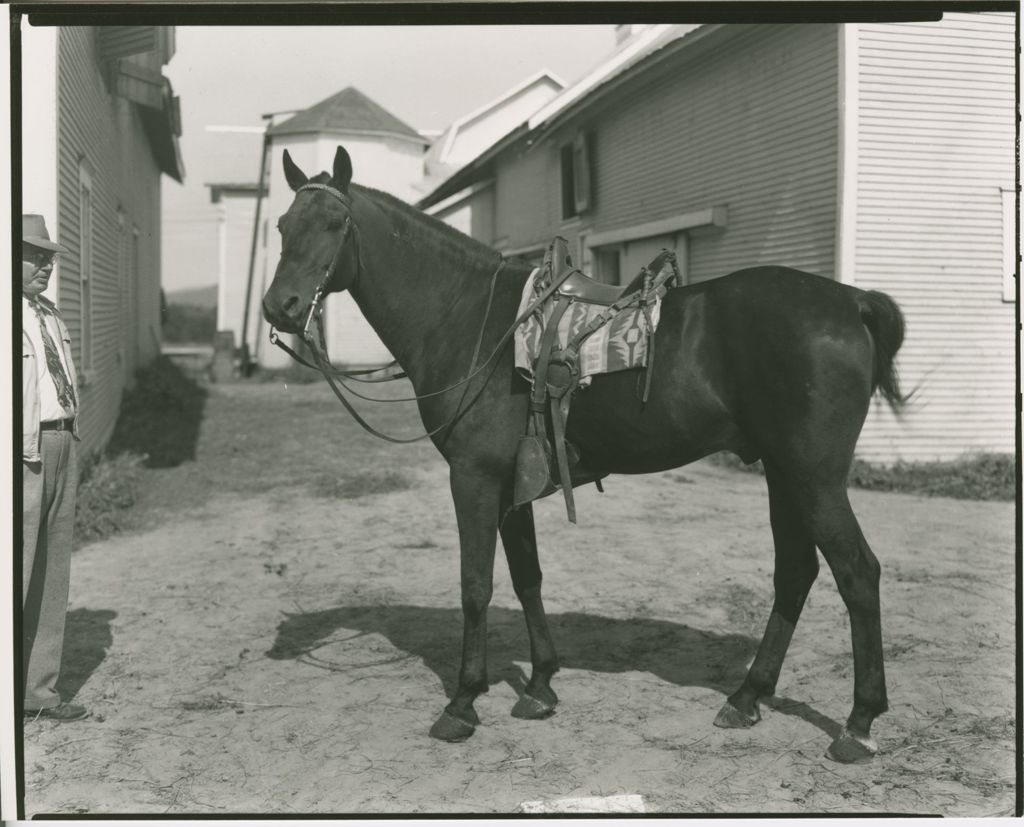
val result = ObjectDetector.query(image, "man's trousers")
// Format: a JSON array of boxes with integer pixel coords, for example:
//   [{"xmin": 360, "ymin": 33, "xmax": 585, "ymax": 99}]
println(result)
[{"xmin": 23, "ymin": 429, "xmax": 77, "ymax": 711}]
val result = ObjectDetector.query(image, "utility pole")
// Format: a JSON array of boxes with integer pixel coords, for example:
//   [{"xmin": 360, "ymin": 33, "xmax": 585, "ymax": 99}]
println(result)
[{"xmin": 238, "ymin": 115, "xmax": 273, "ymax": 377}]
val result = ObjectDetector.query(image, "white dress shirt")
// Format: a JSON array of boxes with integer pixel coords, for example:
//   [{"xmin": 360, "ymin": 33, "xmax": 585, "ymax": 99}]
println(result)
[{"xmin": 23, "ymin": 296, "xmax": 76, "ymax": 422}]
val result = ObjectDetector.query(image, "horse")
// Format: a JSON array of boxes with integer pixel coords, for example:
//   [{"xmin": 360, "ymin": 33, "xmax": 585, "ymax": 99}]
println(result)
[{"xmin": 262, "ymin": 145, "xmax": 907, "ymax": 765}]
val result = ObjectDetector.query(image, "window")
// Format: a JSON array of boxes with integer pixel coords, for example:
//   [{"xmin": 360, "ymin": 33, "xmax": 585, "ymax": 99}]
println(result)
[
  {"xmin": 129, "ymin": 225, "xmax": 140, "ymax": 376},
  {"xmin": 560, "ymin": 130, "xmax": 592, "ymax": 220},
  {"xmin": 79, "ymin": 163, "xmax": 94, "ymax": 373},
  {"xmin": 117, "ymin": 210, "xmax": 127, "ymax": 374},
  {"xmin": 593, "ymin": 246, "xmax": 622, "ymax": 285},
  {"xmin": 560, "ymin": 144, "xmax": 576, "ymax": 220}
]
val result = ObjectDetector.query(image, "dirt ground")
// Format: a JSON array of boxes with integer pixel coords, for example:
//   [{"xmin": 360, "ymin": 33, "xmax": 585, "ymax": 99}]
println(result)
[{"xmin": 22, "ymin": 380, "xmax": 1016, "ymax": 816}]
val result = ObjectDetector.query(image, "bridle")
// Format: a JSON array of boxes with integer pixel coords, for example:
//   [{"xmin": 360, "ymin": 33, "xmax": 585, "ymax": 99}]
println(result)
[{"xmin": 268, "ymin": 182, "xmax": 579, "ymax": 444}]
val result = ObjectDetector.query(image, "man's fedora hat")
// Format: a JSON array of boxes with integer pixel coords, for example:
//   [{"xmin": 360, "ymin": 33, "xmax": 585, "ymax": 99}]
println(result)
[{"xmin": 23, "ymin": 214, "xmax": 69, "ymax": 254}]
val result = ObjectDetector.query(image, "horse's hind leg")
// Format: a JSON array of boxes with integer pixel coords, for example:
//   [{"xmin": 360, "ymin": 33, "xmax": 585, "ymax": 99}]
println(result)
[
  {"xmin": 799, "ymin": 483, "xmax": 888, "ymax": 763},
  {"xmin": 428, "ymin": 466, "xmax": 501, "ymax": 742},
  {"xmin": 715, "ymin": 459, "xmax": 819, "ymax": 729},
  {"xmin": 499, "ymin": 503, "xmax": 559, "ymax": 719}
]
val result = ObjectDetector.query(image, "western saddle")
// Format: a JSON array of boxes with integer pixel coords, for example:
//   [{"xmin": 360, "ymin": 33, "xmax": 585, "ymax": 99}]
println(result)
[{"xmin": 513, "ymin": 236, "xmax": 682, "ymax": 522}]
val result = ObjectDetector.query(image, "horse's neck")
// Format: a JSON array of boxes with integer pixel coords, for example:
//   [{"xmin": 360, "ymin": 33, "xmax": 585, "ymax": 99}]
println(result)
[{"xmin": 347, "ymin": 193, "xmax": 508, "ymax": 385}]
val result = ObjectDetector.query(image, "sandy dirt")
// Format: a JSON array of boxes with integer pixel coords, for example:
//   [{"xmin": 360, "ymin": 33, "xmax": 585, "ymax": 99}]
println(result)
[{"xmin": 21, "ymin": 380, "xmax": 1016, "ymax": 816}]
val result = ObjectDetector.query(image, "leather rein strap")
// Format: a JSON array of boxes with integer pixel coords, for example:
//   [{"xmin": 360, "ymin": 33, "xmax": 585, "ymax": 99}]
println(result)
[{"xmin": 268, "ymin": 184, "xmax": 579, "ymax": 443}]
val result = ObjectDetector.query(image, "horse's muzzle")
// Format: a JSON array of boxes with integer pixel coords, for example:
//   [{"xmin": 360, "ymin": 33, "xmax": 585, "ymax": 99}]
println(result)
[{"xmin": 262, "ymin": 288, "xmax": 306, "ymax": 333}]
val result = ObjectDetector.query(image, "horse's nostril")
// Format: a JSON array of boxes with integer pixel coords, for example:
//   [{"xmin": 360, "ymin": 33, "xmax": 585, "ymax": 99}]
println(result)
[{"xmin": 282, "ymin": 294, "xmax": 301, "ymax": 316}]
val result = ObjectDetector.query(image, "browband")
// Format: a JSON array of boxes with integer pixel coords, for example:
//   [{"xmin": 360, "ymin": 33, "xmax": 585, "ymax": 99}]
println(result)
[{"xmin": 297, "ymin": 182, "xmax": 350, "ymax": 205}]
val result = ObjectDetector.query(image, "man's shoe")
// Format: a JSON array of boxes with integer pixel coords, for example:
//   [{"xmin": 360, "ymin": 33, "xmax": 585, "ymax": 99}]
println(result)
[{"xmin": 24, "ymin": 702, "xmax": 88, "ymax": 722}]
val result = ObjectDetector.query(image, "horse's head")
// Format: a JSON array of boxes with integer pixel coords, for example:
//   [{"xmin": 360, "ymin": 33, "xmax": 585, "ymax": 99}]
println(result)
[{"xmin": 262, "ymin": 146, "xmax": 360, "ymax": 334}]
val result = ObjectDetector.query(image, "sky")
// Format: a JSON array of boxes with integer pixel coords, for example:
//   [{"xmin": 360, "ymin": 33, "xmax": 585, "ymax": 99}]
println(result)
[{"xmin": 161, "ymin": 25, "xmax": 618, "ymax": 292}]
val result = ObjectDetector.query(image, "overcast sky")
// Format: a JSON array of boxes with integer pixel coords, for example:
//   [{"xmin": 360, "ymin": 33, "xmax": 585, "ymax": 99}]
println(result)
[{"xmin": 161, "ymin": 25, "xmax": 618, "ymax": 292}]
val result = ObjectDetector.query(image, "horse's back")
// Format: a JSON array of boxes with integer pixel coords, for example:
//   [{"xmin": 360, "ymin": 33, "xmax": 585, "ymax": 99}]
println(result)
[{"xmin": 566, "ymin": 265, "xmax": 879, "ymax": 474}]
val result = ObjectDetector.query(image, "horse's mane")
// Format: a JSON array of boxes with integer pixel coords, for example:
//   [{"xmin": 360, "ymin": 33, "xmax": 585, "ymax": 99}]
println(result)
[{"xmin": 308, "ymin": 171, "xmax": 500, "ymax": 268}]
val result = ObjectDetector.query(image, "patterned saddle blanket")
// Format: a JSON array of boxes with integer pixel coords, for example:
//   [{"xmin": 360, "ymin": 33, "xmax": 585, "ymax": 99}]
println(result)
[{"xmin": 513, "ymin": 255, "xmax": 679, "ymax": 386}]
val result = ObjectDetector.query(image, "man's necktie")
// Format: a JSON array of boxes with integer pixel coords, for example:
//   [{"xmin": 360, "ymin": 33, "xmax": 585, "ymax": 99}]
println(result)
[{"xmin": 31, "ymin": 302, "xmax": 77, "ymax": 414}]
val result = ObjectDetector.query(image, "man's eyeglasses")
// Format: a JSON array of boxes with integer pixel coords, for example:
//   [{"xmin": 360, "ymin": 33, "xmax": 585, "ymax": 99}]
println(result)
[{"xmin": 24, "ymin": 249, "xmax": 57, "ymax": 268}]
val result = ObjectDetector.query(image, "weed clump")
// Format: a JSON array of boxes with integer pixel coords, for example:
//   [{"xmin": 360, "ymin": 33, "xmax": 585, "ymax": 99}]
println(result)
[
  {"xmin": 74, "ymin": 452, "xmax": 147, "ymax": 545},
  {"xmin": 707, "ymin": 451, "xmax": 1013, "ymax": 501}
]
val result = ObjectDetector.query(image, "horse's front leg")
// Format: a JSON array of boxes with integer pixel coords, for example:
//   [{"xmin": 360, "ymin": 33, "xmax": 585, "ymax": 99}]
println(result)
[
  {"xmin": 500, "ymin": 503, "xmax": 559, "ymax": 719},
  {"xmin": 429, "ymin": 464, "xmax": 501, "ymax": 742}
]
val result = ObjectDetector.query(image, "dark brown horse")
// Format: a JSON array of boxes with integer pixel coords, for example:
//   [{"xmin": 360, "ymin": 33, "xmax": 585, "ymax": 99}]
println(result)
[{"xmin": 262, "ymin": 145, "xmax": 906, "ymax": 764}]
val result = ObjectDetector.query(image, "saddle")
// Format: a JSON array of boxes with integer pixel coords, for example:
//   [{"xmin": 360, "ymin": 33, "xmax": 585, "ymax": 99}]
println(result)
[{"xmin": 513, "ymin": 236, "xmax": 682, "ymax": 522}]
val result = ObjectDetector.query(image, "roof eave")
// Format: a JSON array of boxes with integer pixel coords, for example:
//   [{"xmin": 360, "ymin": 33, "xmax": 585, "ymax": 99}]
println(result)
[
  {"xmin": 528, "ymin": 24, "xmax": 731, "ymax": 146},
  {"xmin": 268, "ymin": 126, "xmax": 429, "ymax": 145}
]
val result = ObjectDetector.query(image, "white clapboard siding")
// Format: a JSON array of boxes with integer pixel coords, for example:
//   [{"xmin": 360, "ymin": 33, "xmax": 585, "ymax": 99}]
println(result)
[
  {"xmin": 853, "ymin": 12, "xmax": 1016, "ymax": 462},
  {"xmin": 57, "ymin": 28, "xmax": 165, "ymax": 458}
]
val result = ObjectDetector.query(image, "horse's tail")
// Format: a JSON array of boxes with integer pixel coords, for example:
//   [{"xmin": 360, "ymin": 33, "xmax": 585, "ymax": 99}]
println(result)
[{"xmin": 857, "ymin": 289, "xmax": 909, "ymax": 414}]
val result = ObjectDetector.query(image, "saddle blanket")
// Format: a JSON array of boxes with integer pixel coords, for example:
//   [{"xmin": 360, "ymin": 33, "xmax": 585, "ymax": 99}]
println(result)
[{"xmin": 513, "ymin": 267, "xmax": 667, "ymax": 387}]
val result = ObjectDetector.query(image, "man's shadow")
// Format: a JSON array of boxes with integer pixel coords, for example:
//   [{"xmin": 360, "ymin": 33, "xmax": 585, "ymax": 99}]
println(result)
[
  {"xmin": 55, "ymin": 608, "xmax": 116, "ymax": 702},
  {"xmin": 266, "ymin": 604, "xmax": 841, "ymax": 739}
]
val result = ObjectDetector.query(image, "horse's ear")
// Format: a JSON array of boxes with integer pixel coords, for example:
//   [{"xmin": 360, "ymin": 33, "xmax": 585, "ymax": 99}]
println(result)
[
  {"xmin": 331, "ymin": 146, "xmax": 353, "ymax": 193},
  {"xmin": 282, "ymin": 150, "xmax": 308, "ymax": 192}
]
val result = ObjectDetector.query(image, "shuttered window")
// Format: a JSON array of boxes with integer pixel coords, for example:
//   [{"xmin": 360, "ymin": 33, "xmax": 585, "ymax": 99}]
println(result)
[
  {"xmin": 560, "ymin": 130, "xmax": 593, "ymax": 220},
  {"xmin": 572, "ymin": 131, "xmax": 592, "ymax": 214}
]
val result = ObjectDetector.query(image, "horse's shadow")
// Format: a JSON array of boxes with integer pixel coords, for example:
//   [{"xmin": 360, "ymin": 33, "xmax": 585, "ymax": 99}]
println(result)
[{"xmin": 266, "ymin": 604, "xmax": 841, "ymax": 738}]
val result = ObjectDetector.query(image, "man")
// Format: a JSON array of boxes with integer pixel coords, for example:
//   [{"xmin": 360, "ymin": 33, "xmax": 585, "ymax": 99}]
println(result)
[{"xmin": 21, "ymin": 213, "xmax": 87, "ymax": 722}]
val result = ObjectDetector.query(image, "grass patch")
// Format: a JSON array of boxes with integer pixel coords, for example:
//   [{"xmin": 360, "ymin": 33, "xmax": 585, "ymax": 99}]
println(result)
[
  {"xmin": 311, "ymin": 470, "xmax": 414, "ymax": 499},
  {"xmin": 75, "ymin": 452, "xmax": 147, "ymax": 545},
  {"xmin": 706, "ymin": 451, "xmax": 1013, "ymax": 501},
  {"xmin": 106, "ymin": 356, "xmax": 207, "ymax": 468}
]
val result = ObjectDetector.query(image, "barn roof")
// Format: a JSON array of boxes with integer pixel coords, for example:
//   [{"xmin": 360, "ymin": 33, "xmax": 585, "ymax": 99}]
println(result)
[
  {"xmin": 417, "ymin": 24, "xmax": 708, "ymax": 208},
  {"xmin": 267, "ymin": 86, "xmax": 428, "ymax": 144}
]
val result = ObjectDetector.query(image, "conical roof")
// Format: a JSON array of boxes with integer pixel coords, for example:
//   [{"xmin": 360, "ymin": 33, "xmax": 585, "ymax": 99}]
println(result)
[{"xmin": 268, "ymin": 86, "xmax": 426, "ymax": 143}]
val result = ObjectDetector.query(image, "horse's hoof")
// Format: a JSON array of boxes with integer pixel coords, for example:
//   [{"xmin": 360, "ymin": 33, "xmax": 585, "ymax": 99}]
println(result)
[
  {"xmin": 429, "ymin": 710, "xmax": 478, "ymax": 742},
  {"xmin": 713, "ymin": 700, "xmax": 761, "ymax": 729},
  {"xmin": 511, "ymin": 692, "xmax": 556, "ymax": 720},
  {"xmin": 826, "ymin": 728, "xmax": 878, "ymax": 764}
]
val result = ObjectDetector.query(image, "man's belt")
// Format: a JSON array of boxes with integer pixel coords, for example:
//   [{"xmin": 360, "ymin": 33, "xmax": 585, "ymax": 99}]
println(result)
[{"xmin": 40, "ymin": 418, "xmax": 73, "ymax": 431}]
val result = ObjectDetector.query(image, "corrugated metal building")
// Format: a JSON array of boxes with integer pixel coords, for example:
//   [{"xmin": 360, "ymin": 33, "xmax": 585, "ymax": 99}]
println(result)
[
  {"xmin": 23, "ymin": 23, "xmax": 185, "ymax": 458},
  {"xmin": 420, "ymin": 18, "xmax": 1016, "ymax": 463}
]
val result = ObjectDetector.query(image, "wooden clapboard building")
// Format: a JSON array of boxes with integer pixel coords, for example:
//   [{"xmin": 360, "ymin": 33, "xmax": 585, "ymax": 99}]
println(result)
[
  {"xmin": 22, "ymin": 23, "xmax": 185, "ymax": 458},
  {"xmin": 420, "ymin": 17, "xmax": 1016, "ymax": 463}
]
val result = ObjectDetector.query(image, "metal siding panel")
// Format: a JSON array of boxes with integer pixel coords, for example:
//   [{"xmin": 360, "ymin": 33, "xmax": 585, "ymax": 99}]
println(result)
[{"xmin": 853, "ymin": 13, "xmax": 1015, "ymax": 462}]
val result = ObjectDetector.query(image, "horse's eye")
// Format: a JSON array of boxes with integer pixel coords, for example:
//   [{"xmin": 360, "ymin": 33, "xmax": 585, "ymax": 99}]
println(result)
[{"xmin": 326, "ymin": 218, "xmax": 344, "ymax": 232}]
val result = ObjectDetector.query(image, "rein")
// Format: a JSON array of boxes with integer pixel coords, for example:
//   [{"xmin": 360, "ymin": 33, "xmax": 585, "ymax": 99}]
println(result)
[{"xmin": 267, "ymin": 184, "xmax": 579, "ymax": 443}]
